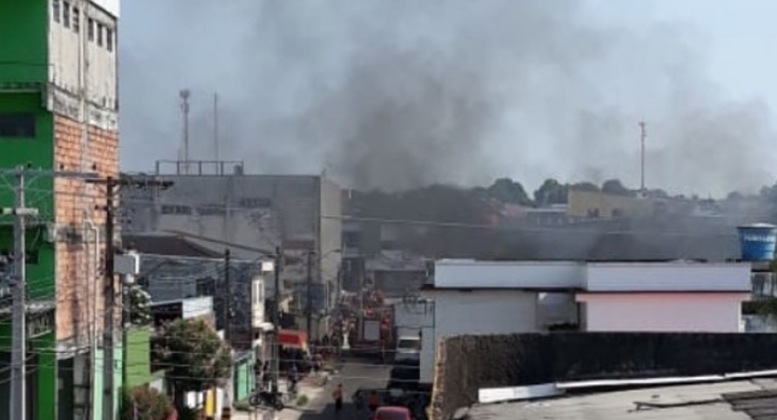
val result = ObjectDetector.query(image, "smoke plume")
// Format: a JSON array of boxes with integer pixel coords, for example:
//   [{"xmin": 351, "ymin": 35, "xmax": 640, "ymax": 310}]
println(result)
[{"xmin": 119, "ymin": 0, "xmax": 777, "ymax": 196}]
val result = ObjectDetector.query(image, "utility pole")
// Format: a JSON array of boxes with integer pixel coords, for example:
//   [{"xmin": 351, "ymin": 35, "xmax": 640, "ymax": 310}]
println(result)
[
  {"xmin": 102, "ymin": 176, "xmax": 117, "ymax": 420},
  {"xmin": 271, "ymin": 246, "xmax": 282, "ymax": 395},
  {"xmin": 87, "ymin": 176, "xmax": 173, "ymax": 420},
  {"xmin": 8, "ymin": 167, "xmax": 35, "ymax": 420},
  {"xmin": 306, "ymin": 251, "xmax": 314, "ymax": 341},
  {"xmin": 639, "ymin": 121, "xmax": 646, "ymax": 194},
  {"xmin": 0, "ymin": 167, "xmax": 96, "ymax": 420},
  {"xmin": 357, "ymin": 264, "xmax": 364, "ymax": 341},
  {"xmin": 224, "ymin": 248, "xmax": 231, "ymax": 343}
]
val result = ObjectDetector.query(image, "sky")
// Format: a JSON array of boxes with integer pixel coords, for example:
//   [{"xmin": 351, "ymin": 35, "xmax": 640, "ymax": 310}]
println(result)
[{"xmin": 118, "ymin": 0, "xmax": 777, "ymax": 197}]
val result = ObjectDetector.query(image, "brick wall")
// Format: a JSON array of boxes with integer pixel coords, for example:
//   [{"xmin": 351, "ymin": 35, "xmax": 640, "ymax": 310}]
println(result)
[
  {"xmin": 53, "ymin": 114, "xmax": 118, "ymax": 344},
  {"xmin": 432, "ymin": 332, "xmax": 777, "ymax": 420}
]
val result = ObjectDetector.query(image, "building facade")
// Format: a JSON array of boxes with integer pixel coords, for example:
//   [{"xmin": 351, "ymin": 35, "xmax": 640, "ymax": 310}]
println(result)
[
  {"xmin": 421, "ymin": 259, "xmax": 752, "ymax": 386},
  {"xmin": 122, "ymin": 162, "xmax": 343, "ymax": 313},
  {"xmin": 0, "ymin": 0, "xmax": 120, "ymax": 419}
]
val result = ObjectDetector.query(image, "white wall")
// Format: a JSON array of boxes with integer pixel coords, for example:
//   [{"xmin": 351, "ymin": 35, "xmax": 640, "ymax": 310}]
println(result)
[
  {"xmin": 421, "ymin": 290, "xmax": 538, "ymax": 384},
  {"xmin": 577, "ymin": 293, "xmax": 748, "ymax": 332},
  {"xmin": 585, "ymin": 263, "xmax": 752, "ymax": 292},
  {"xmin": 393, "ymin": 299, "xmax": 434, "ymax": 338},
  {"xmin": 434, "ymin": 260, "xmax": 583, "ymax": 289},
  {"xmin": 48, "ymin": 0, "xmax": 118, "ymax": 127}
]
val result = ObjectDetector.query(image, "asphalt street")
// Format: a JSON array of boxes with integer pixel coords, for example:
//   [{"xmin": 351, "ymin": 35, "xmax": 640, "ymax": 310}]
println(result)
[{"xmin": 279, "ymin": 356, "xmax": 393, "ymax": 420}]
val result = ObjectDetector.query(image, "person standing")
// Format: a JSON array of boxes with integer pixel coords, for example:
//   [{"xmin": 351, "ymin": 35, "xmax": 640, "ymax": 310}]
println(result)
[
  {"xmin": 368, "ymin": 390, "xmax": 380, "ymax": 415},
  {"xmin": 332, "ymin": 383, "xmax": 344, "ymax": 414}
]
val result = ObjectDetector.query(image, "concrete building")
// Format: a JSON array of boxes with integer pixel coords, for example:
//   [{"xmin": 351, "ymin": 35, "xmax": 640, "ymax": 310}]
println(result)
[
  {"xmin": 421, "ymin": 259, "xmax": 752, "ymax": 385},
  {"xmin": 566, "ymin": 189, "xmax": 650, "ymax": 220},
  {"xmin": 0, "ymin": 0, "xmax": 120, "ymax": 418},
  {"xmin": 121, "ymin": 160, "xmax": 343, "ymax": 314}
]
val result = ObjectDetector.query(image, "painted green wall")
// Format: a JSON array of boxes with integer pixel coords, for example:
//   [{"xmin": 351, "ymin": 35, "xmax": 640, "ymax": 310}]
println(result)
[
  {"xmin": 125, "ymin": 328, "xmax": 152, "ymax": 388},
  {"xmin": 36, "ymin": 332, "xmax": 56, "ymax": 420},
  {"xmin": 234, "ymin": 356, "xmax": 255, "ymax": 401},
  {"xmin": 0, "ymin": 0, "xmax": 49, "ymax": 84},
  {"xmin": 92, "ymin": 348, "xmax": 105, "ymax": 420},
  {"xmin": 0, "ymin": 93, "xmax": 55, "ymax": 217},
  {"xmin": 91, "ymin": 344, "xmax": 124, "ymax": 420}
]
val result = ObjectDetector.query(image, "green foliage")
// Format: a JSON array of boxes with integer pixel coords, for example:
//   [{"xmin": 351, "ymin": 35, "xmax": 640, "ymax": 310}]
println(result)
[
  {"xmin": 296, "ymin": 394, "xmax": 310, "ymax": 406},
  {"xmin": 154, "ymin": 318, "xmax": 232, "ymax": 395},
  {"xmin": 486, "ymin": 178, "xmax": 533, "ymax": 206},
  {"xmin": 601, "ymin": 179, "xmax": 633, "ymax": 196},
  {"xmin": 534, "ymin": 178, "xmax": 568, "ymax": 206},
  {"xmin": 121, "ymin": 386, "xmax": 175, "ymax": 420},
  {"xmin": 129, "ymin": 285, "xmax": 152, "ymax": 326}
]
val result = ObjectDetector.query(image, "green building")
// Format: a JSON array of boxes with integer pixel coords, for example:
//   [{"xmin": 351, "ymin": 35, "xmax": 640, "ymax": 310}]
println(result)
[{"xmin": 0, "ymin": 0, "xmax": 120, "ymax": 419}]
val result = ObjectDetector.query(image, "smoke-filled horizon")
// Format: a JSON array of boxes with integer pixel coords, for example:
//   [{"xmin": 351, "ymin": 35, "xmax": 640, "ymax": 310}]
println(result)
[{"xmin": 119, "ymin": 0, "xmax": 777, "ymax": 197}]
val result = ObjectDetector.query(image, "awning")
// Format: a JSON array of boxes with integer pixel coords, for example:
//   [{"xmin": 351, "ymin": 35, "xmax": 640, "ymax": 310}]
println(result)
[{"xmin": 278, "ymin": 329, "xmax": 308, "ymax": 350}]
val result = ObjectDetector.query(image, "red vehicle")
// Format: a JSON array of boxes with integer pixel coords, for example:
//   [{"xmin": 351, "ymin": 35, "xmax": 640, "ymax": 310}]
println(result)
[{"xmin": 373, "ymin": 406, "xmax": 412, "ymax": 420}]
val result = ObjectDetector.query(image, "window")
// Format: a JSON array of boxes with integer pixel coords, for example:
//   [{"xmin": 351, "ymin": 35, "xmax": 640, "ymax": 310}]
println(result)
[
  {"xmin": 161, "ymin": 205, "xmax": 192, "ymax": 215},
  {"xmin": 106, "ymin": 28, "xmax": 114, "ymax": 52},
  {"xmin": 97, "ymin": 23, "xmax": 103, "ymax": 46},
  {"xmin": 197, "ymin": 205, "xmax": 226, "ymax": 216},
  {"xmin": 62, "ymin": 1, "xmax": 70, "ymax": 28},
  {"xmin": 72, "ymin": 7, "xmax": 79, "ymax": 33},
  {"xmin": 0, "ymin": 114, "xmax": 36, "ymax": 138},
  {"xmin": 87, "ymin": 18, "xmax": 94, "ymax": 41},
  {"xmin": 238, "ymin": 197, "xmax": 272, "ymax": 208},
  {"xmin": 52, "ymin": 0, "xmax": 61, "ymax": 23}
]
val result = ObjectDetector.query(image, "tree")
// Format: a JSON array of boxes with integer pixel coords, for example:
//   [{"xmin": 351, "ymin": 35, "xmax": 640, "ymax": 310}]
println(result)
[
  {"xmin": 121, "ymin": 387, "xmax": 175, "ymax": 420},
  {"xmin": 569, "ymin": 182, "xmax": 599, "ymax": 193},
  {"xmin": 534, "ymin": 178, "xmax": 568, "ymax": 206},
  {"xmin": 128, "ymin": 284, "xmax": 152, "ymax": 326},
  {"xmin": 601, "ymin": 179, "xmax": 633, "ymax": 196},
  {"xmin": 153, "ymin": 318, "xmax": 232, "ymax": 410},
  {"xmin": 486, "ymin": 178, "xmax": 533, "ymax": 206}
]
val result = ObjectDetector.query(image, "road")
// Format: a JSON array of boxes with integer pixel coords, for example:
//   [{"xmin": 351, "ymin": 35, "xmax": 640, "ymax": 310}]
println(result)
[{"xmin": 279, "ymin": 356, "xmax": 393, "ymax": 420}]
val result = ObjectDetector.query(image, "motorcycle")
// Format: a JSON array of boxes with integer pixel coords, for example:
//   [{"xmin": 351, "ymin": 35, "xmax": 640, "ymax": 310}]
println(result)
[{"xmin": 249, "ymin": 388, "xmax": 285, "ymax": 411}]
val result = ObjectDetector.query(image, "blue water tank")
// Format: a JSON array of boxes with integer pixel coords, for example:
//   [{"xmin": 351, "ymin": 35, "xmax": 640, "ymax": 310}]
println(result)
[{"xmin": 737, "ymin": 223, "xmax": 777, "ymax": 261}]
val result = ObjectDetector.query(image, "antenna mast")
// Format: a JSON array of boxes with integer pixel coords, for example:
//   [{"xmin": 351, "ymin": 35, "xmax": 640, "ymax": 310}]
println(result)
[
  {"xmin": 180, "ymin": 89, "xmax": 191, "ymax": 174},
  {"xmin": 213, "ymin": 93, "xmax": 220, "ymax": 162},
  {"xmin": 639, "ymin": 121, "xmax": 646, "ymax": 194}
]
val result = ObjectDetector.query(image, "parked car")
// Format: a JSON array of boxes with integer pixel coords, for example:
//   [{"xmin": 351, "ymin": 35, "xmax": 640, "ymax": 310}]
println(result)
[{"xmin": 373, "ymin": 406, "xmax": 413, "ymax": 420}]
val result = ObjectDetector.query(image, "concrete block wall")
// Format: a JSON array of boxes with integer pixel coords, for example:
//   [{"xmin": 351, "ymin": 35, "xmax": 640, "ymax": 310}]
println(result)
[
  {"xmin": 54, "ymin": 114, "xmax": 118, "ymax": 344},
  {"xmin": 432, "ymin": 332, "xmax": 777, "ymax": 420}
]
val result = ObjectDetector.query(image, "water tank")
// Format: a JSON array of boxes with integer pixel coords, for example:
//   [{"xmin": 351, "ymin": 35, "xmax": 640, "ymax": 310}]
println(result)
[{"xmin": 737, "ymin": 223, "xmax": 777, "ymax": 261}]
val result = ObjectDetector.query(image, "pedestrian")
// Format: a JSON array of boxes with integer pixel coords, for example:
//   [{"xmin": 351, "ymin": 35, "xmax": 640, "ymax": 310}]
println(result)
[
  {"xmin": 332, "ymin": 383, "xmax": 344, "ymax": 413},
  {"xmin": 261, "ymin": 361, "xmax": 270, "ymax": 390},
  {"xmin": 368, "ymin": 390, "xmax": 380, "ymax": 414},
  {"xmin": 288, "ymin": 363, "xmax": 299, "ymax": 394}
]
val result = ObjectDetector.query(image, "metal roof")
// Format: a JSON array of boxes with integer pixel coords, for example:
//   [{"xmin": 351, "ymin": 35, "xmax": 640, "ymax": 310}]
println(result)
[{"xmin": 465, "ymin": 379, "xmax": 777, "ymax": 420}]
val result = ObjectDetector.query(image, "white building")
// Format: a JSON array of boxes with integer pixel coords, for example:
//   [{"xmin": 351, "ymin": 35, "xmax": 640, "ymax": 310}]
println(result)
[{"xmin": 420, "ymin": 259, "xmax": 751, "ymax": 385}]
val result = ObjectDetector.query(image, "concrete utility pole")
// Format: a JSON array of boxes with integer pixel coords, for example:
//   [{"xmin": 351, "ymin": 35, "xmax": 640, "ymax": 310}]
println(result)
[
  {"xmin": 306, "ymin": 251, "xmax": 314, "ymax": 341},
  {"xmin": 0, "ymin": 166, "xmax": 92, "ymax": 420},
  {"xmin": 224, "ymin": 248, "xmax": 231, "ymax": 343},
  {"xmin": 87, "ymin": 176, "xmax": 173, "ymax": 420},
  {"xmin": 271, "ymin": 246, "xmax": 283, "ymax": 395},
  {"xmin": 8, "ymin": 167, "xmax": 34, "ymax": 420}
]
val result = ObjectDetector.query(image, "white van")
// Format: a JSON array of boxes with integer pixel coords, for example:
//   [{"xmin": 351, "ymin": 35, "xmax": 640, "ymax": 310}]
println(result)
[{"xmin": 395, "ymin": 335, "xmax": 422, "ymax": 363}]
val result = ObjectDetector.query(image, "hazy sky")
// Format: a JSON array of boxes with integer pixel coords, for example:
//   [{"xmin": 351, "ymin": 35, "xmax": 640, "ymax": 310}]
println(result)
[{"xmin": 118, "ymin": 1, "xmax": 777, "ymax": 197}]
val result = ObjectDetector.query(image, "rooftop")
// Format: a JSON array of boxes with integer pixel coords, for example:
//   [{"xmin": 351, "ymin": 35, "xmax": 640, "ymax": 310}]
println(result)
[
  {"xmin": 123, "ymin": 233, "xmax": 223, "ymax": 258},
  {"xmin": 465, "ymin": 379, "xmax": 777, "ymax": 420}
]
